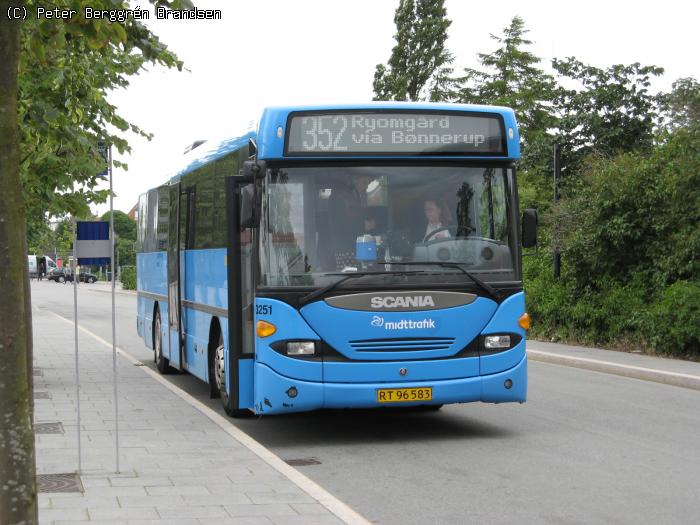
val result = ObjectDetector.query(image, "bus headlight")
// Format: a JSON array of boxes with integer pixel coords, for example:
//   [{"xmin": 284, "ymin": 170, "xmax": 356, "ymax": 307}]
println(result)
[
  {"xmin": 484, "ymin": 335, "xmax": 511, "ymax": 349},
  {"xmin": 286, "ymin": 341, "xmax": 315, "ymax": 356}
]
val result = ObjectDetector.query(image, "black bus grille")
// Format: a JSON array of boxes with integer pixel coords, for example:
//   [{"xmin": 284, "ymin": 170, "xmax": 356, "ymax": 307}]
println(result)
[{"xmin": 349, "ymin": 337, "xmax": 455, "ymax": 352}]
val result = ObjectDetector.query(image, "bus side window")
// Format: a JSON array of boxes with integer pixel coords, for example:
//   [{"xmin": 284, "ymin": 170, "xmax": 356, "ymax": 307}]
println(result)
[
  {"xmin": 157, "ymin": 186, "xmax": 169, "ymax": 251},
  {"xmin": 136, "ymin": 193, "xmax": 148, "ymax": 252},
  {"xmin": 179, "ymin": 188, "xmax": 196, "ymax": 251},
  {"xmin": 146, "ymin": 189, "xmax": 159, "ymax": 252}
]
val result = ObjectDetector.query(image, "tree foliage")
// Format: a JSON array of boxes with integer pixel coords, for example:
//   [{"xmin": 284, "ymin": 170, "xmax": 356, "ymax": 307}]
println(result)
[
  {"xmin": 101, "ymin": 210, "xmax": 137, "ymax": 240},
  {"xmin": 529, "ymin": 128, "xmax": 700, "ymax": 356},
  {"xmin": 373, "ymin": 0, "xmax": 456, "ymax": 101},
  {"xmin": 459, "ymin": 17, "xmax": 558, "ymax": 142},
  {"xmin": 20, "ymin": 0, "xmax": 188, "ymax": 240},
  {"xmin": 552, "ymin": 58, "xmax": 664, "ymax": 170},
  {"xmin": 661, "ymin": 77, "xmax": 700, "ymax": 132}
]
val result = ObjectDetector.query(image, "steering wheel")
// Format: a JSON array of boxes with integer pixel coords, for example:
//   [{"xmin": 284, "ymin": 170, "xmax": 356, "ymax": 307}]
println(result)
[{"xmin": 423, "ymin": 225, "xmax": 473, "ymax": 243}]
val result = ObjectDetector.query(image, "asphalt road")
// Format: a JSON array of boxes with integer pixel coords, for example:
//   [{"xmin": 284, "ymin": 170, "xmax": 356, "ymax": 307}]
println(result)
[{"xmin": 31, "ymin": 280, "xmax": 700, "ymax": 525}]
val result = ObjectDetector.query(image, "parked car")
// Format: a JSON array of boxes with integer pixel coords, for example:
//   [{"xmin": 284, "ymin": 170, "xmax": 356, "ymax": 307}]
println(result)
[{"xmin": 47, "ymin": 268, "xmax": 98, "ymax": 284}]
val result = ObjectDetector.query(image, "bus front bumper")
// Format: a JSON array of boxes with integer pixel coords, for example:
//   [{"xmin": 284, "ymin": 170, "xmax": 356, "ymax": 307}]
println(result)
[{"xmin": 252, "ymin": 355, "xmax": 527, "ymax": 415}]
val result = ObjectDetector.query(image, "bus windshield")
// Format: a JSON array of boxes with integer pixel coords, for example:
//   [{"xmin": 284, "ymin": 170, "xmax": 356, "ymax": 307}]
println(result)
[{"xmin": 260, "ymin": 165, "xmax": 518, "ymax": 288}]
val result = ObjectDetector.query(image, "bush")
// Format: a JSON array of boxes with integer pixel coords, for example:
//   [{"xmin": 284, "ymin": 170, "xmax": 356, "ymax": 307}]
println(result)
[
  {"xmin": 120, "ymin": 265, "xmax": 136, "ymax": 290},
  {"xmin": 524, "ymin": 129, "xmax": 700, "ymax": 360},
  {"xmin": 644, "ymin": 281, "xmax": 700, "ymax": 358}
]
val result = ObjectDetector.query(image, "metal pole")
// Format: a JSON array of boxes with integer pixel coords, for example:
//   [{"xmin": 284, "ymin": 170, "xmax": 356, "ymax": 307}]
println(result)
[
  {"xmin": 72, "ymin": 218, "xmax": 82, "ymax": 474},
  {"xmin": 553, "ymin": 144, "xmax": 561, "ymax": 280},
  {"xmin": 108, "ymin": 145, "xmax": 120, "ymax": 473}
]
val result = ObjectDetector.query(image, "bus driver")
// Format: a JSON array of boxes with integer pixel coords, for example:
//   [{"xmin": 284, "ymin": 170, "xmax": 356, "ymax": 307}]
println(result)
[{"xmin": 328, "ymin": 174, "xmax": 375, "ymax": 269}]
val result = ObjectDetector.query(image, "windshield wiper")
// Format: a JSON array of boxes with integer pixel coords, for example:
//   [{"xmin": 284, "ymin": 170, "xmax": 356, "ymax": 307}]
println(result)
[
  {"xmin": 299, "ymin": 270, "xmax": 426, "ymax": 305},
  {"xmin": 377, "ymin": 261, "xmax": 502, "ymax": 301}
]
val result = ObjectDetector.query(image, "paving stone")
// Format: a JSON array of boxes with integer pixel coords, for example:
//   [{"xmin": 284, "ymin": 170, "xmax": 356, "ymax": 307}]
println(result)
[
  {"xmin": 39, "ymin": 508, "xmax": 90, "ymax": 522},
  {"xmin": 247, "ymin": 491, "xmax": 316, "ymax": 505},
  {"xmin": 270, "ymin": 516, "xmax": 346, "ymax": 525},
  {"xmin": 291, "ymin": 503, "xmax": 334, "ymax": 515},
  {"xmin": 49, "ymin": 496, "xmax": 120, "ymax": 509},
  {"xmin": 88, "ymin": 507, "xmax": 159, "ymax": 520},
  {"xmin": 117, "ymin": 495, "xmax": 187, "ymax": 508},
  {"xmin": 224, "ymin": 503, "xmax": 298, "ymax": 517},
  {"xmin": 198, "ymin": 518, "xmax": 273, "ymax": 525},
  {"xmin": 145, "ymin": 485, "xmax": 210, "ymax": 496},
  {"xmin": 156, "ymin": 505, "xmax": 230, "ymax": 519}
]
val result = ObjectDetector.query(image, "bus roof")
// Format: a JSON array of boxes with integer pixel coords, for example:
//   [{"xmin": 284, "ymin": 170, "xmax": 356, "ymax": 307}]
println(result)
[{"xmin": 164, "ymin": 102, "xmax": 519, "ymax": 186}]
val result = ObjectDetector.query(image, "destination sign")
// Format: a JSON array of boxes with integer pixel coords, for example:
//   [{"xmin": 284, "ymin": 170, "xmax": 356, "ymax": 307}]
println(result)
[{"xmin": 286, "ymin": 111, "xmax": 505, "ymax": 155}]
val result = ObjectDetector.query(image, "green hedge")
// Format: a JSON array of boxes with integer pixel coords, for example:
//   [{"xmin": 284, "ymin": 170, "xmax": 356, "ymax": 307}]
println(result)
[
  {"xmin": 120, "ymin": 266, "xmax": 136, "ymax": 290},
  {"xmin": 524, "ymin": 257, "xmax": 699, "ymax": 359},
  {"xmin": 520, "ymin": 129, "xmax": 700, "ymax": 359}
]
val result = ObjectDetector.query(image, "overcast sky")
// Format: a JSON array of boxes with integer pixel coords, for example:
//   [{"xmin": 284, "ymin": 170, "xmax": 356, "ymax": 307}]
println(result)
[{"xmin": 98, "ymin": 0, "xmax": 699, "ymax": 215}]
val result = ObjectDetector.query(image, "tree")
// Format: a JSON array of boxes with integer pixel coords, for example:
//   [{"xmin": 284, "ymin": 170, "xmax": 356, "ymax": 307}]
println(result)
[
  {"xmin": 0, "ymin": 3, "xmax": 36, "ymax": 523},
  {"xmin": 459, "ymin": 17, "xmax": 558, "ymax": 140},
  {"xmin": 552, "ymin": 58, "xmax": 664, "ymax": 171},
  {"xmin": 101, "ymin": 211, "xmax": 137, "ymax": 241},
  {"xmin": 661, "ymin": 77, "xmax": 700, "ymax": 132},
  {"xmin": 1, "ymin": 2, "xmax": 190, "ymax": 523},
  {"xmin": 373, "ymin": 0, "xmax": 457, "ymax": 101},
  {"xmin": 457, "ymin": 16, "xmax": 559, "ymax": 183},
  {"xmin": 101, "ymin": 211, "xmax": 137, "ymax": 269}
]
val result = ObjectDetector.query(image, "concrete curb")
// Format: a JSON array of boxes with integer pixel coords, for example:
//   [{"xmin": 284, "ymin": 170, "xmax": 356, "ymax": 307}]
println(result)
[{"xmin": 528, "ymin": 349, "xmax": 700, "ymax": 391}]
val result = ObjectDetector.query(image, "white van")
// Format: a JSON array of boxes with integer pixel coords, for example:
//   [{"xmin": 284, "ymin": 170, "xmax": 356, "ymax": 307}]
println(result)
[{"xmin": 28, "ymin": 255, "xmax": 38, "ymax": 278}]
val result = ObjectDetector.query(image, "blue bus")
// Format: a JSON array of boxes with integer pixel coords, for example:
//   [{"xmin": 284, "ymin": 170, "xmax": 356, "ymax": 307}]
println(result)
[{"xmin": 136, "ymin": 102, "xmax": 538, "ymax": 416}]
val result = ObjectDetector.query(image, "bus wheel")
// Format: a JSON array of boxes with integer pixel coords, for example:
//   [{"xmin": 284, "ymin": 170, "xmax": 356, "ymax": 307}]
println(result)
[
  {"xmin": 214, "ymin": 334, "xmax": 229, "ymax": 406},
  {"xmin": 208, "ymin": 334, "xmax": 221, "ymax": 399},
  {"xmin": 154, "ymin": 312, "xmax": 171, "ymax": 374},
  {"xmin": 214, "ymin": 333, "xmax": 250, "ymax": 418}
]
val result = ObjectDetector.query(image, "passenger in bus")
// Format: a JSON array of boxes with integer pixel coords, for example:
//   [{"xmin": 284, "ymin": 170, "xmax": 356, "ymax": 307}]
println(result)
[
  {"xmin": 422, "ymin": 198, "xmax": 452, "ymax": 242},
  {"xmin": 328, "ymin": 174, "xmax": 375, "ymax": 269}
]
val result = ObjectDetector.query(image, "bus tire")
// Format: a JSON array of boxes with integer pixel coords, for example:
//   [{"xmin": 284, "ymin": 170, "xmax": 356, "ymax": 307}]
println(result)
[
  {"xmin": 208, "ymin": 326, "xmax": 221, "ymax": 399},
  {"xmin": 154, "ymin": 310, "xmax": 171, "ymax": 374},
  {"xmin": 214, "ymin": 332, "xmax": 250, "ymax": 418}
]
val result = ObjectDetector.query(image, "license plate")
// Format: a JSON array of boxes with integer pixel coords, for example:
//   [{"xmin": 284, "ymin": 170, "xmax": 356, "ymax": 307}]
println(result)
[{"xmin": 377, "ymin": 387, "xmax": 433, "ymax": 403}]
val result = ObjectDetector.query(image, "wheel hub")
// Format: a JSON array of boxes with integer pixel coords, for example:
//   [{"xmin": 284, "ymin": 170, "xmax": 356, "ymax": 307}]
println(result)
[
  {"xmin": 154, "ymin": 319, "xmax": 161, "ymax": 362},
  {"xmin": 214, "ymin": 344, "xmax": 225, "ymax": 391}
]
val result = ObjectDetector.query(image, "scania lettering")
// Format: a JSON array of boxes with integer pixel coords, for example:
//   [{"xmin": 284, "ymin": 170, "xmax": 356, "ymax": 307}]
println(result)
[
  {"xmin": 370, "ymin": 296, "xmax": 436, "ymax": 309},
  {"xmin": 136, "ymin": 103, "xmax": 537, "ymax": 416}
]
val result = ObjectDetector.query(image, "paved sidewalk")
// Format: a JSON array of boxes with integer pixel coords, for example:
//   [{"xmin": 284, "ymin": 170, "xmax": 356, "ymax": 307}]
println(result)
[
  {"xmin": 528, "ymin": 340, "xmax": 700, "ymax": 390},
  {"xmin": 33, "ymin": 307, "xmax": 364, "ymax": 525}
]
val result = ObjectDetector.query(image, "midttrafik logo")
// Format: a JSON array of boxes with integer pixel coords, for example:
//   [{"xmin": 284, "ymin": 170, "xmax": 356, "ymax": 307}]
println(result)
[{"xmin": 371, "ymin": 316, "xmax": 436, "ymax": 330}]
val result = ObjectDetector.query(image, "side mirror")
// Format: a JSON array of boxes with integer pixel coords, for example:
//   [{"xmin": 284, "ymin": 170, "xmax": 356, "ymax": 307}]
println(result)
[
  {"xmin": 522, "ymin": 208, "xmax": 538, "ymax": 248},
  {"xmin": 240, "ymin": 184, "xmax": 257, "ymax": 229},
  {"xmin": 242, "ymin": 160, "xmax": 267, "ymax": 179}
]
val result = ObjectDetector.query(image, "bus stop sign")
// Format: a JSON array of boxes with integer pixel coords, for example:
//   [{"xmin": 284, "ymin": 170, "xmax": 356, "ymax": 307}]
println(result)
[{"xmin": 76, "ymin": 221, "xmax": 111, "ymax": 265}]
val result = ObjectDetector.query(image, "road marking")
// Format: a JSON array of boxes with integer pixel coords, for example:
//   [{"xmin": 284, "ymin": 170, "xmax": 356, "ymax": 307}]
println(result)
[
  {"xmin": 45, "ymin": 308, "xmax": 371, "ymax": 525},
  {"xmin": 528, "ymin": 349, "xmax": 700, "ymax": 391}
]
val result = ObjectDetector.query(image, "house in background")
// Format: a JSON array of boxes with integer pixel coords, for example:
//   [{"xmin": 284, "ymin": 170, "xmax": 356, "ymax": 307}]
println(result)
[{"xmin": 128, "ymin": 202, "xmax": 138, "ymax": 222}]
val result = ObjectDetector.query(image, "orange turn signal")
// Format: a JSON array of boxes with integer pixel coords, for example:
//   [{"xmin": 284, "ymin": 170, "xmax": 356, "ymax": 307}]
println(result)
[
  {"xmin": 257, "ymin": 320, "xmax": 277, "ymax": 338},
  {"xmin": 518, "ymin": 313, "xmax": 531, "ymax": 331}
]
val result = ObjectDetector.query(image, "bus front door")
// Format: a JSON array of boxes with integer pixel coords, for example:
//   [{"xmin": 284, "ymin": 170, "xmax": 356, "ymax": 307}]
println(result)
[{"xmin": 223, "ymin": 176, "xmax": 256, "ymax": 416}]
